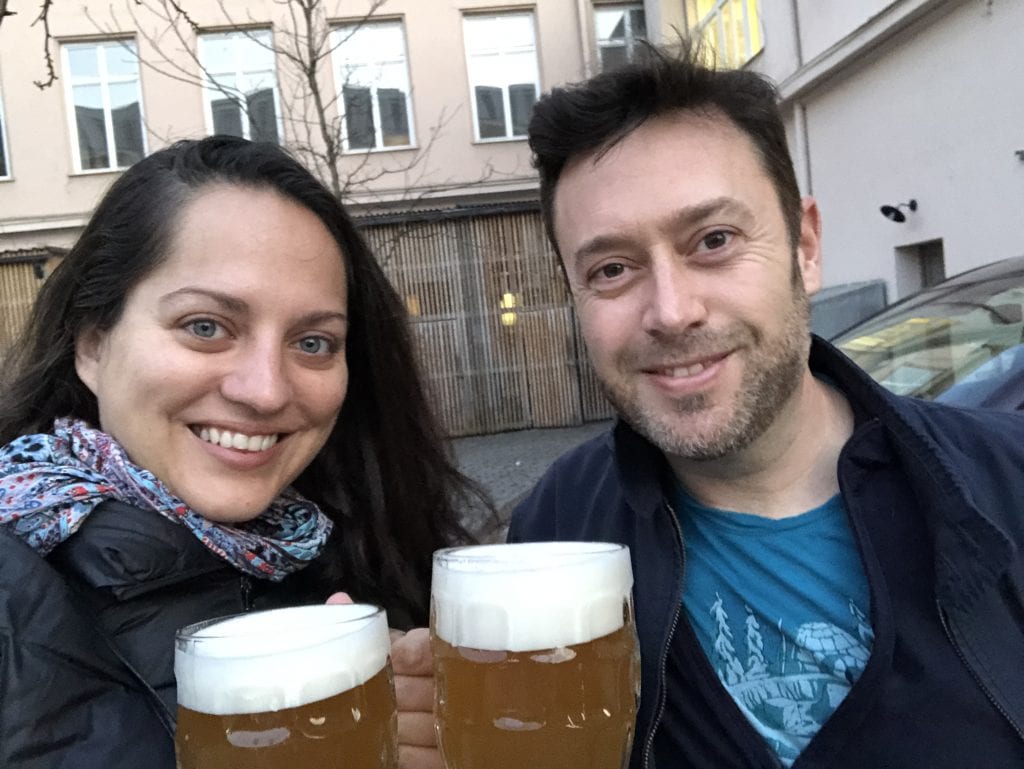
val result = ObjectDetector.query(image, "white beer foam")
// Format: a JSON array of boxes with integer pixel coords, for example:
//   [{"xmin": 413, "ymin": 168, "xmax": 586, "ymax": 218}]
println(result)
[
  {"xmin": 175, "ymin": 604, "xmax": 390, "ymax": 716},
  {"xmin": 432, "ymin": 542, "xmax": 633, "ymax": 652}
]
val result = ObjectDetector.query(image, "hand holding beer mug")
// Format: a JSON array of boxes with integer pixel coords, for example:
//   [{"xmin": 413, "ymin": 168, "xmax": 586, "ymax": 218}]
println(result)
[
  {"xmin": 431, "ymin": 542, "xmax": 640, "ymax": 769},
  {"xmin": 174, "ymin": 603, "xmax": 397, "ymax": 769}
]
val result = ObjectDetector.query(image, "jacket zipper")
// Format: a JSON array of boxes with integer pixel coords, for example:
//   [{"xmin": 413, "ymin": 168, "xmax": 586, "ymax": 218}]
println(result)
[
  {"xmin": 937, "ymin": 599, "xmax": 1024, "ymax": 742},
  {"xmin": 641, "ymin": 501, "xmax": 685, "ymax": 769},
  {"xmin": 240, "ymin": 575, "xmax": 255, "ymax": 611}
]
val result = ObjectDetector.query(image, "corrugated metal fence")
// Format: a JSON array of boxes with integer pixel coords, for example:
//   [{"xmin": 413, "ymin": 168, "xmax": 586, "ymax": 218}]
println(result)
[
  {"xmin": 361, "ymin": 203, "xmax": 612, "ymax": 436},
  {"xmin": 0, "ymin": 257, "xmax": 46, "ymax": 355}
]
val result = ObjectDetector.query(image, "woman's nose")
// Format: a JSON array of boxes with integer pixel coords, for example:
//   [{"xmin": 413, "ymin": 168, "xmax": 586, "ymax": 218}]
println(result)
[{"xmin": 219, "ymin": 343, "xmax": 292, "ymax": 413}]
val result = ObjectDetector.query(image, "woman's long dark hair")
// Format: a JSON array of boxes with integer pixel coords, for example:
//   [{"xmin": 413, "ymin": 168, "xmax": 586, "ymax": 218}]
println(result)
[{"xmin": 0, "ymin": 136, "xmax": 488, "ymax": 627}]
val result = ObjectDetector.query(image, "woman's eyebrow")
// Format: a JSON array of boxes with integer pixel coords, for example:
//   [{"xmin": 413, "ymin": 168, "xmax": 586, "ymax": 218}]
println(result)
[{"xmin": 159, "ymin": 287, "xmax": 248, "ymax": 314}]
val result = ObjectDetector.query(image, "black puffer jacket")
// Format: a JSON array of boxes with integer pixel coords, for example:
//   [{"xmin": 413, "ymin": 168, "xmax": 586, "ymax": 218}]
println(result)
[{"xmin": 0, "ymin": 500, "xmax": 311, "ymax": 769}]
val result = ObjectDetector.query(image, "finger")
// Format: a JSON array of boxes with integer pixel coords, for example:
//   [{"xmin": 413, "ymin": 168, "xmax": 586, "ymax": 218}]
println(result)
[
  {"xmin": 397, "ymin": 710, "xmax": 437, "ymax": 747},
  {"xmin": 395, "ymin": 672, "xmax": 435, "ymax": 712},
  {"xmin": 398, "ymin": 744, "xmax": 445, "ymax": 769},
  {"xmin": 325, "ymin": 592, "xmax": 353, "ymax": 605},
  {"xmin": 391, "ymin": 628, "xmax": 433, "ymax": 675}
]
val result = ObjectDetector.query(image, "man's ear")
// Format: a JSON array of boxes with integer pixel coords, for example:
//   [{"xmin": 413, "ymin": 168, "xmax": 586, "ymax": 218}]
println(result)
[
  {"xmin": 74, "ymin": 327, "xmax": 104, "ymax": 396},
  {"xmin": 796, "ymin": 196, "xmax": 823, "ymax": 296}
]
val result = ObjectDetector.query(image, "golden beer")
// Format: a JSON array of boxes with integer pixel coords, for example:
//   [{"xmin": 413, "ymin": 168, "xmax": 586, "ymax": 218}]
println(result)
[
  {"xmin": 431, "ymin": 542, "xmax": 640, "ymax": 769},
  {"xmin": 174, "ymin": 604, "xmax": 397, "ymax": 769}
]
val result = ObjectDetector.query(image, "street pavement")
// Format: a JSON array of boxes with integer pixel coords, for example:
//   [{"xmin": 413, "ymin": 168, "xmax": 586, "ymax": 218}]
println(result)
[{"xmin": 450, "ymin": 419, "xmax": 613, "ymax": 541}]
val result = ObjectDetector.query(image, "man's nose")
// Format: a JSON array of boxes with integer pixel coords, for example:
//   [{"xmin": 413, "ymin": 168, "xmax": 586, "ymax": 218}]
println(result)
[
  {"xmin": 220, "ymin": 342, "xmax": 292, "ymax": 414},
  {"xmin": 641, "ymin": 260, "xmax": 709, "ymax": 335}
]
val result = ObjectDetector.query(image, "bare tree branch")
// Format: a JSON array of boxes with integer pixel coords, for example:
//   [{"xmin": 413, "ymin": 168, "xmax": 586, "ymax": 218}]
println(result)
[
  {"xmin": 0, "ymin": 0, "xmax": 16, "ymax": 27},
  {"xmin": 82, "ymin": 0, "xmax": 489, "ymax": 211},
  {"xmin": 32, "ymin": 0, "xmax": 58, "ymax": 89}
]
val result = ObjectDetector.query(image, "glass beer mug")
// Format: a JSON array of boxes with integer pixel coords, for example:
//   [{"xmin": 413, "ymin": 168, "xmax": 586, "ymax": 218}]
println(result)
[
  {"xmin": 174, "ymin": 603, "xmax": 397, "ymax": 769},
  {"xmin": 431, "ymin": 542, "xmax": 641, "ymax": 769}
]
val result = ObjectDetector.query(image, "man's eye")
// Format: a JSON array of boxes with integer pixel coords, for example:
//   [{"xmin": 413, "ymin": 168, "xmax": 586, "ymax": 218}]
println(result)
[
  {"xmin": 188, "ymin": 319, "xmax": 220, "ymax": 339},
  {"xmin": 298, "ymin": 336, "xmax": 332, "ymax": 355},
  {"xmin": 698, "ymin": 231, "xmax": 732, "ymax": 251},
  {"xmin": 595, "ymin": 263, "xmax": 626, "ymax": 280}
]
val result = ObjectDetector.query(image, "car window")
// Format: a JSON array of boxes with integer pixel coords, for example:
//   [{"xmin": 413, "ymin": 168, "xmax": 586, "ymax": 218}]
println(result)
[{"xmin": 833, "ymin": 272, "xmax": 1024, "ymax": 400}]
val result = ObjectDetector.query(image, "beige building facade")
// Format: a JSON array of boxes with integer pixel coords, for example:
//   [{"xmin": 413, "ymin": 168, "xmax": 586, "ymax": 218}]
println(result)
[{"xmin": 0, "ymin": 0, "xmax": 690, "ymax": 254}]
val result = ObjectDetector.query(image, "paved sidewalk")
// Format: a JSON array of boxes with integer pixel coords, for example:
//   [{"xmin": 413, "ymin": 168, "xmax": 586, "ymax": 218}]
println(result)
[{"xmin": 450, "ymin": 419, "xmax": 612, "ymax": 540}]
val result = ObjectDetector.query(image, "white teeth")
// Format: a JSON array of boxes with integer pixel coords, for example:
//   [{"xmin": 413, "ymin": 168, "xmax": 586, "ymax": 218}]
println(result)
[
  {"xmin": 665, "ymin": 362, "xmax": 706, "ymax": 378},
  {"xmin": 195, "ymin": 427, "xmax": 279, "ymax": 453}
]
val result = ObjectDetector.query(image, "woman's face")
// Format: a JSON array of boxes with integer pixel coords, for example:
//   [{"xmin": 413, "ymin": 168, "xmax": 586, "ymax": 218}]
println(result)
[{"xmin": 75, "ymin": 184, "xmax": 349, "ymax": 523}]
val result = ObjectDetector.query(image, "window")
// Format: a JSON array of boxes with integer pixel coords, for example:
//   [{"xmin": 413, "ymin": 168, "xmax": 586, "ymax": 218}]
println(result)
[
  {"xmin": 199, "ymin": 31, "xmax": 280, "ymax": 143},
  {"xmin": 685, "ymin": 0, "xmax": 763, "ymax": 69},
  {"xmin": 332, "ymin": 20, "xmax": 414, "ymax": 151},
  {"xmin": 463, "ymin": 13, "xmax": 540, "ymax": 141},
  {"xmin": 0, "ymin": 88, "xmax": 10, "ymax": 179},
  {"xmin": 62, "ymin": 41, "xmax": 146, "ymax": 172},
  {"xmin": 595, "ymin": 4, "xmax": 647, "ymax": 72}
]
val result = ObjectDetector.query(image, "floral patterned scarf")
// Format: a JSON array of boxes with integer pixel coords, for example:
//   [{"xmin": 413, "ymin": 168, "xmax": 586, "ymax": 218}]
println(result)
[{"xmin": 0, "ymin": 417, "xmax": 332, "ymax": 581}]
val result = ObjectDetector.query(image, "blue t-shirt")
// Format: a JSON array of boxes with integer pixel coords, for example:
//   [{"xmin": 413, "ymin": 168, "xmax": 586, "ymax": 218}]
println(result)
[{"xmin": 674, "ymin": 485, "xmax": 874, "ymax": 767}]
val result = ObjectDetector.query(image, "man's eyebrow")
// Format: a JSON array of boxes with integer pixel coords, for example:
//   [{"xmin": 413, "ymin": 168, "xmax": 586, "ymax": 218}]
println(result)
[{"xmin": 570, "ymin": 196, "xmax": 755, "ymax": 266}]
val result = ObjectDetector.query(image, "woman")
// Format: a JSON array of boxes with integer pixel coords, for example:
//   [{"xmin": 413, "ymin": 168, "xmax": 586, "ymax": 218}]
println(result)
[{"xmin": 0, "ymin": 136, "xmax": 487, "ymax": 768}]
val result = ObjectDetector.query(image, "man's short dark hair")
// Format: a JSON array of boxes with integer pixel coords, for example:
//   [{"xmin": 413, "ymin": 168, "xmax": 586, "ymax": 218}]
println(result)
[{"xmin": 528, "ymin": 40, "xmax": 802, "ymax": 257}]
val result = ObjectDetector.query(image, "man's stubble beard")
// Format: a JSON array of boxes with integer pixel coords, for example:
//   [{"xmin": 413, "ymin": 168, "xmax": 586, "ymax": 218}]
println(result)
[{"xmin": 599, "ymin": 283, "xmax": 811, "ymax": 461}]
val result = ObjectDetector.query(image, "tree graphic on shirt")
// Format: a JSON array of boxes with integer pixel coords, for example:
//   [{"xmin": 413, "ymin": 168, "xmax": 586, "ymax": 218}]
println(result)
[
  {"xmin": 745, "ymin": 606, "xmax": 769, "ymax": 680},
  {"xmin": 711, "ymin": 593, "xmax": 746, "ymax": 684}
]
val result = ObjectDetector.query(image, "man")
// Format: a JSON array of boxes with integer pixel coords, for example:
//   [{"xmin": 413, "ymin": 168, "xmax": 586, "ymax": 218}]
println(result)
[
  {"xmin": 506, "ymin": 41, "xmax": 1024, "ymax": 769},
  {"xmin": 392, "ymin": 43, "xmax": 1024, "ymax": 769}
]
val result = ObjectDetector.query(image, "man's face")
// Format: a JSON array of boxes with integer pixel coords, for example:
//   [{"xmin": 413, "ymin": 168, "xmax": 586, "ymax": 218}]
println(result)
[{"xmin": 552, "ymin": 112, "xmax": 822, "ymax": 460}]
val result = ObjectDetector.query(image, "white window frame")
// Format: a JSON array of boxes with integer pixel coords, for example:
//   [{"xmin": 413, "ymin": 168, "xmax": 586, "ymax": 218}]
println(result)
[
  {"xmin": 594, "ymin": 3, "xmax": 647, "ymax": 71},
  {"xmin": 198, "ymin": 29, "xmax": 282, "ymax": 143},
  {"xmin": 463, "ymin": 12, "xmax": 541, "ymax": 143},
  {"xmin": 61, "ymin": 39, "xmax": 147, "ymax": 174},
  {"xmin": 331, "ymin": 19, "xmax": 416, "ymax": 153},
  {"xmin": 0, "ymin": 87, "xmax": 11, "ymax": 180},
  {"xmin": 688, "ymin": 0, "xmax": 762, "ymax": 69}
]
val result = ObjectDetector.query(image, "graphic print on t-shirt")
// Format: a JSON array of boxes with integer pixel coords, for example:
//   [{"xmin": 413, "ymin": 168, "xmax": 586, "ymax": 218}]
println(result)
[
  {"xmin": 674, "ymin": 488, "xmax": 874, "ymax": 767},
  {"xmin": 704, "ymin": 593, "xmax": 873, "ymax": 762}
]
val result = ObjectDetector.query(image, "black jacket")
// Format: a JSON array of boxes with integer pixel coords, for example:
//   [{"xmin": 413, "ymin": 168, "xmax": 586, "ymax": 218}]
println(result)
[
  {"xmin": 0, "ymin": 500, "xmax": 308, "ymax": 769},
  {"xmin": 510, "ymin": 338, "xmax": 1024, "ymax": 769}
]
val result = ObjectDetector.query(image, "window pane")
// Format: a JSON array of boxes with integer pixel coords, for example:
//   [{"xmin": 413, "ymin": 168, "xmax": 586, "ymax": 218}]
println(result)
[
  {"xmin": 600, "ymin": 45, "xmax": 628, "ymax": 72},
  {"xmin": 108, "ymin": 81, "xmax": 143, "ymax": 166},
  {"xmin": 596, "ymin": 9, "xmax": 628, "ymax": 42},
  {"xmin": 377, "ymin": 88, "xmax": 409, "ymax": 146},
  {"xmin": 73, "ymin": 83, "xmax": 109, "ymax": 169},
  {"xmin": 67, "ymin": 46, "xmax": 99, "ymax": 79},
  {"xmin": 508, "ymin": 83, "xmax": 535, "ymax": 137},
  {"xmin": 113, "ymin": 100, "xmax": 144, "ymax": 167},
  {"xmin": 200, "ymin": 34, "xmax": 236, "ymax": 76},
  {"xmin": 0, "ymin": 113, "xmax": 7, "ymax": 177},
  {"xmin": 343, "ymin": 85, "xmax": 375, "ymax": 149},
  {"xmin": 212, "ymin": 96, "xmax": 244, "ymax": 136},
  {"xmin": 76, "ymin": 108, "xmax": 109, "ymax": 169},
  {"xmin": 474, "ymin": 85, "xmax": 506, "ymax": 139},
  {"xmin": 103, "ymin": 41, "xmax": 138, "ymax": 78},
  {"xmin": 630, "ymin": 9, "xmax": 647, "ymax": 37},
  {"xmin": 246, "ymin": 88, "xmax": 278, "ymax": 143}
]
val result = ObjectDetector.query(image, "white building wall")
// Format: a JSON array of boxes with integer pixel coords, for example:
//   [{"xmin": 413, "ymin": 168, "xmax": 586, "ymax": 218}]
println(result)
[
  {"xmin": 753, "ymin": 0, "xmax": 1024, "ymax": 298},
  {"xmin": 800, "ymin": 0, "xmax": 1024, "ymax": 295}
]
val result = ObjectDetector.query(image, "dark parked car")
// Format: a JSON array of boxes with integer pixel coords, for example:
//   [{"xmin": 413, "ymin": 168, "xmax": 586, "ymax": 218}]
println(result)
[{"xmin": 831, "ymin": 256, "xmax": 1024, "ymax": 412}]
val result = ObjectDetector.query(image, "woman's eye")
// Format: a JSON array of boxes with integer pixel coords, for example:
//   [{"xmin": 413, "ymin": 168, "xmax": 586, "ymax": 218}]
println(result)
[
  {"xmin": 187, "ymin": 319, "xmax": 220, "ymax": 339},
  {"xmin": 298, "ymin": 336, "xmax": 332, "ymax": 355},
  {"xmin": 698, "ymin": 230, "xmax": 732, "ymax": 251}
]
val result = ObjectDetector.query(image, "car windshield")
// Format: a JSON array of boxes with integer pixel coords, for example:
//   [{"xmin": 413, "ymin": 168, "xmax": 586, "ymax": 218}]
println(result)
[{"xmin": 832, "ymin": 264, "xmax": 1024, "ymax": 401}]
